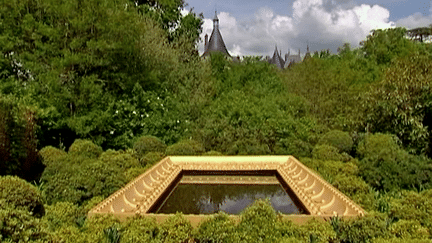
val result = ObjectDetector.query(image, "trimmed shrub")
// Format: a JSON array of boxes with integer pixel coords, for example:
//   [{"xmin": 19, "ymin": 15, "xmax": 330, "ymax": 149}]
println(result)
[
  {"xmin": 133, "ymin": 135, "xmax": 167, "ymax": 158},
  {"xmin": 299, "ymin": 218, "xmax": 336, "ymax": 243},
  {"xmin": 68, "ymin": 139, "xmax": 103, "ymax": 159},
  {"xmin": 233, "ymin": 199, "xmax": 280, "ymax": 242},
  {"xmin": 158, "ymin": 213, "xmax": 193, "ymax": 243},
  {"xmin": 357, "ymin": 133, "xmax": 432, "ymax": 191},
  {"xmin": 82, "ymin": 214, "xmax": 122, "ymax": 243},
  {"xmin": 356, "ymin": 133, "xmax": 400, "ymax": 160},
  {"xmin": 389, "ymin": 190, "xmax": 432, "ymax": 230},
  {"xmin": 332, "ymin": 212, "xmax": 392, "ymax": 242},
  {"xmin": 227, "ymin": 138, "xmax": 271, "ymax": 155},
  {"xmin": 140, "ymin": 151, "xmax": 164, "ymax": 167},
  {"xmin": 0, "ymin": 175, "xmax": 44, "ymax": 217},
  {"xmin": 0, "ymin": 206, "xmax": 53, "ymax": 242},
  {"xmin": 318, "ymin": 130, "xmax": 353, "ymax": 153},
  {"xmin": 42, "ymin": 202, "xmax": 81, "ymax": 231},
  {"xmin": 166, "ymin": 140, "xmax": 205, "ymax": 155},
  {"xmin": 312, "ymin": 144, "xmax": 348, "ymax": 161},
  {"xmin": 390, "ymin": 220, "xmax": 430, "ymax": 239},
  {"xmin": 284, "ymin": 139, "xmax": 313, "ymax": 158},
  {"xmin": 121, "ymin": 216, "xmax": 160, "ymax": 243},
  {"xmin": 39, "ymin": 146, "xmax": 67, "ymax": 166},
  {"xmin": 98, "ymin": 150, "xmax": 140, "ymax": 170},
  {"xmin": 194, "ymin": 212, "xmax": 236, "ymax": 242}
]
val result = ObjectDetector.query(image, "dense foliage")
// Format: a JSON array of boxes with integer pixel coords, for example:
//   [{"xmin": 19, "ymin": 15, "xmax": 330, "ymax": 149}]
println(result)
[{"xmin": 1, "ymin": 0, "xmax": 432, "ymax": 239}]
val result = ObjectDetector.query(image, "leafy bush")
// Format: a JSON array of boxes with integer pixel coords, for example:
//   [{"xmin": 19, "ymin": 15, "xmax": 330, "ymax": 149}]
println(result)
[
  {"xmin": 121, "ymin": 216, "xmax": 160, "ymax": 243},
  {"xmin": 68, "ymin": 139, "xmax": 103, "ymax": 159},
  {"xmin": 299, "ymin": 218, "xmax": 336, "ymax": 243},
  {"xmin": 233, "ymin": 199, "xmax": 280, "ymax": 242},
  {"xmin": 39, "ymin": 146, "xmax": 67, "ymax": 166},
  {"xmin": 0, "ymin": 206, "xmax": 53, "ymax": 242},
  {"xmin": 312, "ymin": 144, "xmax": 349, "ymax": 161},
  {"xmin": 356, "ymin": 133, "xmax": 400, "ymax": 160},
  {"xmin": 227, "ymin": 138, "xmax": 271, "ymax": 155},
  {"xmin": 166, "ymin": 139, "xmax": 205, "ymax": 155},
  {"xmin": 139, "ymin": 151, "xmax": 165, "ymax": 167},
  {"xmin": 133, "ymin": 135, "xmax": 167, "ymax": 158},
  {"xmin": 41, "ymin": 142, "xmax": 138, "ymax": 205},
  {"xmin": 0, "ymin": 175, "xmax": 44, "ymax": 217},
  {"xmin": 42, "ymin": 202, "xmax": 81, "ymax": 231},
  {"xmin": 318, "ymin": 130, "xmax": 353, "ymax": 153},
  {"xmin": 390, "ymin": 220, "xmax": 430, "ymax": 239},
  {"xmin": 357, "ymin": 133, "xmax": 432, "ymax": 191},
  {"xmin": 275, "ymin": 139, "xmax": 313, "ymax": 158},
  {"xmin": 389, "ymin": 190, "xmax": 432, "ymax": 231},
  {"xmin": 82, "ymin": 214, "xmax": 122, "ymax": 243},
  {"xmin": 98, "ymin": 150, "xmax": 140, "ymax": 171},
  {"xmin": 194, "ymin": 212, "xmax": 236, "ymax": 242},
  {"xmin": 332, "ymin": 212, "xmax": 392, "ymax": 242},
  {"xmin": 158, "ymin": 213, "xmax": 193, "ymax": 243}
]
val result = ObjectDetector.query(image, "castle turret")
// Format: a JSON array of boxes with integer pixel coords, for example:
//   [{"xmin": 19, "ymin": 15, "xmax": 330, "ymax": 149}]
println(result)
[{"xmin": 202, "ymin": 11, "xmax": 231, "ymax": 57}]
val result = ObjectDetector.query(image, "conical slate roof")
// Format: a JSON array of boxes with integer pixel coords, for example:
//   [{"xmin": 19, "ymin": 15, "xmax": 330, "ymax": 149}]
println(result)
[
  {"xmin": 202, "ymin": 11, "xmax": 231, "ymax": 57},
  {"xmin": 268, "ymin": 46, "xmax": 285, "ymax": 69}
]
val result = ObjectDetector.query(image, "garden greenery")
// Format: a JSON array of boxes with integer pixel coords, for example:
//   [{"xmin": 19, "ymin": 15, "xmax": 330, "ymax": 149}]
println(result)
[{"xmin": 1, "ymin": 0, "xmax": 432, "ymax": 239}]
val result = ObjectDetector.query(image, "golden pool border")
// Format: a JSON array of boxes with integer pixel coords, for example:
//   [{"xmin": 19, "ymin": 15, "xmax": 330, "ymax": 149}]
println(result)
[{"xmin": 89, "ymin": 156, "xmax": 365, "ymax": 225}]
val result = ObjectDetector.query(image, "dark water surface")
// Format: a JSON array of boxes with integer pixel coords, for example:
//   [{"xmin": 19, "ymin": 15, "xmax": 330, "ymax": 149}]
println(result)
[{"xmin": 155, "ymin": 177, "xmax": 302, "ymax": 215}]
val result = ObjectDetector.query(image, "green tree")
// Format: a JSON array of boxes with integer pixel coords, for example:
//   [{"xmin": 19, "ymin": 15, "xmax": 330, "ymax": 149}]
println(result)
[
  {"xmin": 364, "ymin": 53, "xmax": 432, "ymax": 154},
  {"xmin": 360, "ymin": 27, "xmax": 417, "ymax": 66}
]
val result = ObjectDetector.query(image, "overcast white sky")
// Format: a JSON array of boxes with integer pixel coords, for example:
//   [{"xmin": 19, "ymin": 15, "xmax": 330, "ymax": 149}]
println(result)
[{"xmin": 184, "ymin": 0, "xmax": 432, "ymax": 56}]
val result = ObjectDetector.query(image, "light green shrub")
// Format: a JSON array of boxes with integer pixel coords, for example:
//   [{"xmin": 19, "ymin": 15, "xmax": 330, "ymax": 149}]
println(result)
[
  {"xmin": 233, "ymin": 199, "xmax": 280, "ymax": 242},
  {"xmin": 318, "ymin": 130, "xmax": 353, "ymax": 153},
  {"xmin": 332, "ymin": 212, "xmax": 392, "ymax": 242},
  {"xmin": 82, "ymin": 214, "xmax": 122, "ymax": 243},
  {"xmin": 0, "ymin": 206, "xmax": 53, "ymax": 242},
  {"xmin": 194, "ymin": 212, "xmax": 236, "ymax": 242},
  {"xmin": 227, "ymin": 138, "xmax": 271, "ymax": 155},
  {"xmin": 299, "ymin": 218, "xmax": 336, "ymax": 243},
  {"xmin": 166, "ymin": 139, "xmax": 205, "ymax": 155},
  {"xmin": 39, "ymin": 146, "xmax": 67, "ymax": 166},
  {"xmin": 357, "ymin": 133, "xmax": 432, "ymax": 191},
  {"xmin": 42, "ymin": 202, "xmax": 81, "ymax": 231},
  {"xmin": 312, "ymin": 144, "xmax": 347, "ymax": 161},
  {"xmin": 158, "ymin": 213, "xmax": 193, "ymax": 243},
  {"xmin": 140, "ymin": 151, "xmax": 164, "ymax": 167},
  {"xmin": 0, "ymin": 175, "xmax": 44, "ymax": 217},
  {"xmin": 98, "ymin": 150, "xmax": 140, "ymax": 170},
  {"xmin": 68, "ymin": 139, "xmax": 103, "ymax": 159},
  {"xmin": 133, "ymin": 135, "xmax": 167, "ymax": 158},
  {"xmin": 121, "ymin": 216, "xmax": 160, "ymax": 243},
  {"xmin": 390, "ymin": 220, "xmax": 430, "ymax": 239},
  {"xmin": 389, "ymin": 190, "xmax": 432, "ymax": 230}
]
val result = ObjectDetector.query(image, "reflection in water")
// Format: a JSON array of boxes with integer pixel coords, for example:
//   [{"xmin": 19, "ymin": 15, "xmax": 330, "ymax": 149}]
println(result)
[{"xmin": 156, "ymin": 183, "xmax": 301, "ymax": 215}]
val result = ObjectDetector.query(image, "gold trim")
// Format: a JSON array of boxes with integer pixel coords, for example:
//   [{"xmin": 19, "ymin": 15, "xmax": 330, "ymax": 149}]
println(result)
[{"xmin": 89, "ymin": 156, "xmax": 365, "ymax": 222}]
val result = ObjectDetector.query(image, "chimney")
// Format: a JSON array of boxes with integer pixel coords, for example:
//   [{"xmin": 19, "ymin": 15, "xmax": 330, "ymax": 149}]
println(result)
[{"xmin": 204, "ymin": 34, "xmax": 208, "ymax": 51}]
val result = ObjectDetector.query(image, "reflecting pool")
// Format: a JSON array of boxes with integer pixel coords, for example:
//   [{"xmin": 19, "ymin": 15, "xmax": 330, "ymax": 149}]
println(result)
[{"xmin": 154, "ymin": 175, "xmax": 302, "ymax": 215}]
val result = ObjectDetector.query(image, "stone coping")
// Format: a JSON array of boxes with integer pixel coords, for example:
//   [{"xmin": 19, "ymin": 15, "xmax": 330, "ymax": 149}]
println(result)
[
  {"xmin": 89, "ymin": 156, "xmax": 365, "ymax": 224},
  {"xmin": 179, "ymin": 175, "xmax": 280, "ymax": 185}
]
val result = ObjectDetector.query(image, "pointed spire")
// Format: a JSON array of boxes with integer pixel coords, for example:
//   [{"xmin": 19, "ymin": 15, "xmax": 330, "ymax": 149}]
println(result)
[
  {"xmin": 269, "ymin": 45, "xmax": 284, "ymax": 69},
  {"xmin": 202, "ymin": 10, "xmax": 231, "ymax": 57},
  {"xmin": 213, "ymin": 11, "xmax": 219, "ymax": 29}
]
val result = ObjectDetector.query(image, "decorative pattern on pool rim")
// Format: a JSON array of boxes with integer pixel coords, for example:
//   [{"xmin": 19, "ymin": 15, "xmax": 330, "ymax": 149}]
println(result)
[{"xmin": 89, "ymin": 156, "xmax": 365, "ymax": 222}]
